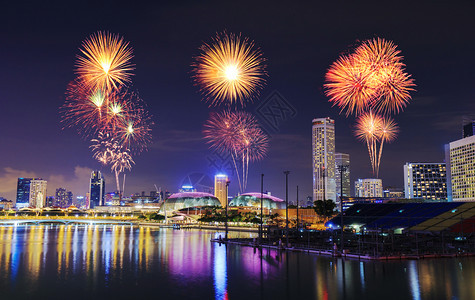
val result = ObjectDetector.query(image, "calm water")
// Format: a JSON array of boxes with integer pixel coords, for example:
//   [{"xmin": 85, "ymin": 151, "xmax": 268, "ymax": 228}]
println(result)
[{"xmin": 0, "ymin": 225, "xmax": 473, "ymax": 300}]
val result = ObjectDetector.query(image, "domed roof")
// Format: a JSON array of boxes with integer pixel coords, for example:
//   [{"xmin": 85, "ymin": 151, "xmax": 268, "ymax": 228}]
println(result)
[
  {"xmin": 239, "ymin": 193, "xmax": 284, "ymax": 202},
  {"xmin": 168, "ymin": 192, "xmax": 216, "ymax": 199}
]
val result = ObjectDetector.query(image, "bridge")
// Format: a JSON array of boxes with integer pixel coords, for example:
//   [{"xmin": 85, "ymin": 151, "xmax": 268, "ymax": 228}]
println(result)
[{"xmin": 0, "ymin": 219, "xmax": 136, "ymax": 226}]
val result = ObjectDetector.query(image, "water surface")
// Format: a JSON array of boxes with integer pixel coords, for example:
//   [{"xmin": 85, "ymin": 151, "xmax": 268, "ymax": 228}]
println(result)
[{"xmin": 0, "ymin": 225, "xmax": 473, "ymax": 300}]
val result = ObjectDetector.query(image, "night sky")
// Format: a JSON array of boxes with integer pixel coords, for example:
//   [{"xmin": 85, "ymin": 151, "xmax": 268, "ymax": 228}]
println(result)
[{"xmin": 1, "ymin": 1, "xmax": 475, "ymax": 202}]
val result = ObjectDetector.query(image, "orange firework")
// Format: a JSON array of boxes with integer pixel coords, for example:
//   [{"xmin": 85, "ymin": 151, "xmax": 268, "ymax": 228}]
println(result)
[
  {"xmin": 76, "ymin": 31, "xmax": 134, "ymax": 94},
  {"xmin": 203, "ymin": 110, "xmax": 268, "ymax": 192},
  {"xmin": 325, "ymin": 37, "xmax": 415, "ymax": 116},
  {"xmin": 192, "ymin": 32, "xmax": 267, "ymax": 107},
  {"xmin": 325, "ymin": 54, "xmax": 377, "ymax": 116},
  {"xmin": 354, "ymin": 38, "xmax": 415, "ymax": 115},
  {"xmin": 355, "ymin": 112, "xmax": 398, "ymax": 177},
  {"xmin": 355, "ymin": 111, "xmax": 383, "ymax": 176}
]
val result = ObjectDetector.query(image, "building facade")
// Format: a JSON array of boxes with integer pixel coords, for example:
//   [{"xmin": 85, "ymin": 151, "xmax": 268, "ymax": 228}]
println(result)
[
  {"xmin": 55, "ymin": 188, "xmax": 73, "ymax": 208},
  {"xmin": 89, "ymin": 171, "xmax": 105, "ymax": 208},
  {"xmin": 214, "ymin": 174, "xmax": 228, "ymax": 207},
  {"xmin": 16, "ymin": 178, "xmax": 43, "ymax": 208},
  {"xmin": 312, "ymin": 118, "xmax": 336, "ymax": 202},
  {"xmin": 335, "ymin": 153, "xmax": 351, "ymax": 198},
  {"xmin": 403, "ymin": 163, "xmax": 447, "ymax": 200},
  {"xmin": 445, "ymin": 135, "xmax": 475, "ymax": 201},
  {"xmin": 355, "ymin": 179, "xmax": 383, "ymax": 197},
  {"xmin": 29, "ymin": 179, "xmax": 47, "ymax": 208}
]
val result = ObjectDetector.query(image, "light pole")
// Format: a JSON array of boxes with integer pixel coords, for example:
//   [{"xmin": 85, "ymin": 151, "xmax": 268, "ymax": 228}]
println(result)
[
  {"xmin": 284, "ymin": 171, "xmax": 290, "ymax": 247},
  {"xmin": 225, "ymin": 179, "xmax": 230, "ymax": 241},
  {"xmin": 260, "ymin": 173, "xmax": 264, "ymax": 245},
  {"xmin": 296, "ymin": 185, "xmax": 299, "ymax": 231},
  {"xmin": 337, "ymin": 164, "xmax": 349, "ymax": 252}
]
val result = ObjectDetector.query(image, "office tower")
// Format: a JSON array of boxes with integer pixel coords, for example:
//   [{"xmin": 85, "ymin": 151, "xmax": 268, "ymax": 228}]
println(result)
[
  {"xmin": 403, "ymin": 163, "xmax": 447, "ymax": 200},
  {"xmin": 214, "ymin": 174, "xmax": 228, "ymax": 207},
  {"xmin": 463, "ymin": 121, "xmax": 475, "ymax": 138},
  {"xmin": 16, "ymin": 178, "xmax": 42, "ymax": 209},
  {"xmin": 45, "ymin": 196, "xmax": 55, "ymax": 207},
  {"xmin": 29, "ymin": 179, "xmax": 47, "ymax": 208},
  {"xmin": 445, "ymin": 135, "xmax": 475, "ymax": 201},
  {"xmin": 312, "ymin": 118, "xmax": 336, "ymax": 201},
  {"xmin": 55, "ymin": 188, "xmax": 73, "ymax": 208},
  {"xmin": 335, "ymin": 153, "xmax": 351, "ymax": 198},
  {"xmin": 355, "ymin": 179, "xmax": 383, "ymax": 197},
  {"xmin": 89, "ymin": 171, "xmax": 105, "ymax": 208}
]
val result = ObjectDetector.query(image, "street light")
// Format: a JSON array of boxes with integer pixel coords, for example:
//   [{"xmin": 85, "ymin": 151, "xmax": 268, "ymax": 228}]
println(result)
[
  {"xmin": 296, "ymin": 185, "xmax": 299, "ymax": 231},
  {"xmin": 260, "ymin": 173, "xmax": 264, "ymax": 245},
  {"xmin": 337, "ymin": 164, "xmax": 349, "ymax": 252},
  {"xmin": 284, "ymin": 171, "xmax": 290, "ymax": 247},
  {"xmin": 225, "ymin": 179, "xmax": 230, "ymax": 241}
]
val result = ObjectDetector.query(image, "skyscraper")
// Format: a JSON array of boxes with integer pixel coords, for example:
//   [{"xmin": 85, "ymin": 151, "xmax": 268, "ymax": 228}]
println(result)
[
  {"xmin": 445, "ymin": 135, "xmax": 475, "ymax": 201},
  {"xmin": 89, "ymin": 171, "xmax": 105, "ymax": 208},
  {"xmin": 55, "ymin": 188, "xmax": 73, "ymax": 208},
  {"xmin": 355, "ymin": 179, "xmax": 383, "ymax": 197},
  {"xmin": 463, "ymin": 120, "xmax": 475, "ymax": 138},
  {"xmin": 16, "ymin": 178, "xmax": 42, "ymax": 209},
  {"xmin": 29, "ymin": 179, "xmax": 47, "ymax": 208},
  {"xmin": 312, "ymin": 118, "xmax": 336, "ymax": 202},
  {"xmin": 335, "ymin": 153, "xmax": 351, "ymax": 198},
  {"xmin": 214, "ymin": 174, "xmax": 228, "ymax": 207},
  {"xmin": 403, "ymin": 163, "xmax": 447, "ymax": 200}
]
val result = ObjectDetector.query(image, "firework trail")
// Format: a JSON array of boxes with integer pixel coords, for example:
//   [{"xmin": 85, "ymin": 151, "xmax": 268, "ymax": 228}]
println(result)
[
  {"xmin": 203, "ymin": 110, "xmax": 268, "ymax": 192},
  {"xmin": 355, "ymin": 111, "xmax": 381, "ymax": 175},
  {"xmin": 192, "ymin": 32, "xmax": 267, "ymax": 107},
  {"xmin": 355, "ymin": 112, "xmax": 398, "ymax": 177},
  {"xmin": 376, "ymin": 116, "xmax": 398, "ymax": 176},
  {"xmin": 76, "ymin": 31, "xmax": 134, "ymax": 95}
]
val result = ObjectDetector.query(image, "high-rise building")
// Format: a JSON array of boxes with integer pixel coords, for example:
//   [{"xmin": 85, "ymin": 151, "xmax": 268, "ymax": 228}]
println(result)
[
  {"xmin": 312, "ymin": 118, "xmax": 336, "ymax": 202},
  {"xmin": 403, "ymin": 163, "xmax": 447, "ymax": 200},
  {"xmin": 89, "ymin": 171, "xmax": 105, "ymax": 208},
  {"xmin": 45, "ymin": 196, "xmax": 55, "ymax": 207},
  {"xmin": 355, "ymin": 179, "xmax": 383, "ymax": 197},
  {"xmin": 55, "ymin": 188, "xmax": 73, "ymax": 208},
  {"xmin": 214, "ymin": 174, "xmax": 228, "ymax": 207},
  {"xmin": 16, "ymin": 178, "xmax": 42, "ymax": 209},
  {"xmin": 445, "ymin": 135, "xmax": 475, "ymax": 201},
  {"xmin": 29, "ymin": 179, "xmax": 47, "ymax": 208},
  {"xmin": 335, "ymin": 153, "xmax": 351, "ymax": 198},
  {"xmin": 463, "ymin": 121, "xmax": 475, "ymax": 138}
]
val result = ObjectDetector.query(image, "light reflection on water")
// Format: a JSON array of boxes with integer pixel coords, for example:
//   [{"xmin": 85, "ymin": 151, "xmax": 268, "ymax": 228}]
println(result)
[{"xmin": 0, "ymin": 225, "xmax": 473, "ymax": 300}]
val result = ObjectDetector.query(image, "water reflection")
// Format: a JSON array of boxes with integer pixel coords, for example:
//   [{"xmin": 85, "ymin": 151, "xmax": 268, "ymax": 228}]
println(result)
[{"xmin": 0, "ymin": 225, "xmax": 472, "ymax": 300}]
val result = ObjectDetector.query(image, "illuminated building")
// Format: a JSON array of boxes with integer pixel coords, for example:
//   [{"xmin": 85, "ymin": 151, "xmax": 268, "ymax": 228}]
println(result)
[
  {"xmin": 16, "ymin": 178, "xmax": 42, "ymax": 209},
  {"xmin": 179, "ymin": 185, "xmax": 196, "ymax": 193},
  {"xmin": 158, "ymin": 192, "xmax": 221, "ymax": 215},
  {"xmin": 45, "ymin": 196, "xmax": 55, "ymax": 207},
  {"xmin": 29, "ymin": 179, "xmax": 47, "ymax": 208},
  {"xmin": 229, "ymin": 193, "xmax": 285, "ymax": 210},
  {"xmin": 354, "ymin": 179, "xmax": 383, "ymax": 197},
  {"xmin": 55, "ymin": 188, "xmax": 73, "ymax": 208},
  {"xmin": 89, "ymin": 171, "xmax": 105, "ymax": 208},
  {"xmin": 214, "ymin": 174, "xmax": 228, "ymax": 207},
  {"xmin": 335, "ymin": 153, "xmax": 351, "ymax": 197},
  {"xmin": 445, "ymin": 135, "xmax": 475, "ymax": 201},
  {"xmin": 312, "ymin": 117, "xmax": 336, "ymax": 202},
  {"xmin": 403, "ymin": 163, "xmax": 447, "ymax": 200}
]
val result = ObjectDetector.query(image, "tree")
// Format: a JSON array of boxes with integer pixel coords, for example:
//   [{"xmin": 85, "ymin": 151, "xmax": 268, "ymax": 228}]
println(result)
[{"xmin": 313, "ymin": 200, "xmax": 336, "ymax": 217}]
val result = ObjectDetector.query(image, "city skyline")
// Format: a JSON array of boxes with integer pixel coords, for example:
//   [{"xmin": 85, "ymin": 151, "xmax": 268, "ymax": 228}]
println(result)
[{"xmin": 1, "ymin": 1, "xmax": 475, "ymax": 202}]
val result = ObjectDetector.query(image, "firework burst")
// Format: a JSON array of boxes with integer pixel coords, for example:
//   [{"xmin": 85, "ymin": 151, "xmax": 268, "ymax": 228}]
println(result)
[
  {"xmin": 325, "ymin": 37, "xmax": 415, "ymax": 116},
  {"xmin": 76, "ymin": 31, "xmax": 134, "ymax": 94},
  {"xmin": 192, "ymin": 32, "xmax": 267, "ymax": 107},
  {"xmin": 203, "ymin": 110, "xmax": 268, "ymax": 192}
]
